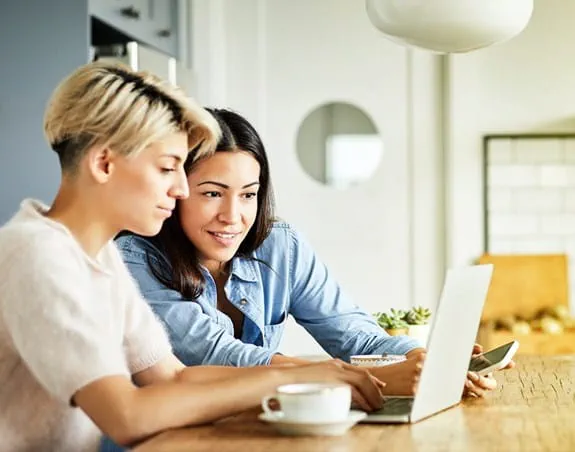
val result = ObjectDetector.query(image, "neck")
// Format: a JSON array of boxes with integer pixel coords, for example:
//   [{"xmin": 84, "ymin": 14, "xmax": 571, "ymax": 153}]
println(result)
[
  {"xmin": 45, "ymin": 180, "xmax": 117, "ymax": 258},
  {"xmin": 206, "ymin": 261, "xmax": 230, "ymax": 283}
]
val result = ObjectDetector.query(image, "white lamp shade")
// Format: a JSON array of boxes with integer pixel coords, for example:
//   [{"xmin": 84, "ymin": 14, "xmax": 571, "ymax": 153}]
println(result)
[{"xmin": 366, "ymin": 0, "xmax": 534, "ymax": 53}]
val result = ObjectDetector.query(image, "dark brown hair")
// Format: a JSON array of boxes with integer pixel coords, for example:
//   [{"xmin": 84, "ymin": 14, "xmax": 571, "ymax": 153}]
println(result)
[{"xmin": 149, "ymin": 108, "xmax": 275, "ymax": 299}]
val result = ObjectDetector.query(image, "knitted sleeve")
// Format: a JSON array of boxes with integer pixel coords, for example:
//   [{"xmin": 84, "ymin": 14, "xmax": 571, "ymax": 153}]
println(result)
[{"xmin": 112, "ymin": 246, "xmax": 173, "ymax": 375}]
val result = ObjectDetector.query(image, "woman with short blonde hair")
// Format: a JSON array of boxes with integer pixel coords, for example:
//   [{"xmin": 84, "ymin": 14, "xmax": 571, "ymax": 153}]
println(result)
[{"xmin": 44, "ymin": 61, "xmax": 218, "ymax": 171}]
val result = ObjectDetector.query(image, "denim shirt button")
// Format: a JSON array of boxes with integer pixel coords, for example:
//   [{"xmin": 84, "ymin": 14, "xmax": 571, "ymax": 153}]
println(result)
[{"xmin": 240, "ymin": 298, "xmax": 248, "ymax": 306}]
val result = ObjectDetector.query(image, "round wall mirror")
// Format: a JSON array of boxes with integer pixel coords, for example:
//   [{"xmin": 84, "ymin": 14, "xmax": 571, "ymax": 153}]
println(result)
[{"xmin": 296, "ymin": 102, "xmax": 383, "ymax": 189}]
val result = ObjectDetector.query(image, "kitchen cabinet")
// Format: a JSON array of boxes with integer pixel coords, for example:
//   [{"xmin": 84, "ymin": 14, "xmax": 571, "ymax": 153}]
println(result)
[
  {"xmin": 94, "ymin": 41, "xmax": 198, "ymax": 98},
  {"xmin": 0, "ymin": 0, "xmax": 190, "ymax": 224},
  {"xmin": 477, "ymin": 253, "xmax": 575, "ymax": 355},
  {"xmin": 89, "ymin": 0, "xmax": 179, "ymax": 56}
]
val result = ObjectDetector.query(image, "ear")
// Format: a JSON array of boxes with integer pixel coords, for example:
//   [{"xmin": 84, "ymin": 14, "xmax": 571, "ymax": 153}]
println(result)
[{"xmin": 86, "ymin": 145, "xmax": 116, "ymax": 184}]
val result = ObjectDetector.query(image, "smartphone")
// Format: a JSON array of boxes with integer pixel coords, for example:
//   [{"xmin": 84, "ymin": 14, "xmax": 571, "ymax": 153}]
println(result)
[{"xmin": 468, "ymin": 340, "xmax": 519, "ymax": 376}]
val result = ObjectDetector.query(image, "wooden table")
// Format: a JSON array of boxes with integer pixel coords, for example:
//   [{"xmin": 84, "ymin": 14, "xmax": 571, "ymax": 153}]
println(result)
[{"xmin": 134, "ymin": 356, "xmax": 575, "ymax": 452}]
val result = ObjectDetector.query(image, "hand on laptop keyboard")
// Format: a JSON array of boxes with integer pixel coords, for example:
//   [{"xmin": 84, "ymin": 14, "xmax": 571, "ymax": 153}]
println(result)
[
  {"xmin": 290, "ymin": 359, "xmax": 386, "ymax": 411},
  {"xmin": 367, "ymin": 352, "xmax": 425, "ymax": 396}
]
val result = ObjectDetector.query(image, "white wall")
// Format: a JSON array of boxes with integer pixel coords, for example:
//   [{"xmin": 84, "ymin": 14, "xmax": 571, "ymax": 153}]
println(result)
[
  {"xmin": 295, "ymin": 106, "xmax": 327, "ymax": 184},
  {"xmin": 191, "ymin": 0, "xmax": 445, "ymax": 356},
  {"xmin": 446, "ymin": 0, "xmax": 575, "ymax": 269}
]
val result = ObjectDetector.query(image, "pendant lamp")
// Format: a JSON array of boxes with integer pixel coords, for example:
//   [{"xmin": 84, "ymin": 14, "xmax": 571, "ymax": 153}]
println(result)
[{"xmin": 366, "ymin": 0, "xmax": 534, "ymax": 53}]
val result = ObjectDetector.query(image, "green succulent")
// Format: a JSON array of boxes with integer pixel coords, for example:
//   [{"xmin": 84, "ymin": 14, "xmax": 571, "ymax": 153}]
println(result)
[
  {"xmin": 373, "ymin": 309, "xmax": 409, "ymax": 330},
  {"xmin": 404, "ymin": 306, "xmax": 432, "ymax": 325}
]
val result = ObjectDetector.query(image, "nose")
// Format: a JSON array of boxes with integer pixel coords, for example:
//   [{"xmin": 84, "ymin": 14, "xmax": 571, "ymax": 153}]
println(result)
[
  {"xmin": 218, "ymin": 196, "xmax": 241, "ymax": 224},
  {"xmin": 169, "ymin": 168, "xmax": 189, "ymax": 200}
]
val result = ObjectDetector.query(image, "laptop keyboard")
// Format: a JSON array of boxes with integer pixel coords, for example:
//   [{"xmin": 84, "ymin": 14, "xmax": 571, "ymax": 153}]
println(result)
[{"xmin": 375, "ymin": 397, "xmax": 414, "ymax": 415}]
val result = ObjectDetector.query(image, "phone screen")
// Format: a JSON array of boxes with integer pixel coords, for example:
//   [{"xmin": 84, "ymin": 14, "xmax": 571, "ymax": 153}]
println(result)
[{"xmin": 468, "ymin": 342, "xmax": 515, "ymax": 372}]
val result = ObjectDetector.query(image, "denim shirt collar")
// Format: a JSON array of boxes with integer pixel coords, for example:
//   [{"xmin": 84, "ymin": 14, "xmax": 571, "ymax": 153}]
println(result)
[
  {"xmin": 229, "ymin": 256, "xmax": 259, "ymax": 283},
  {"xmin": 197, "ymin": 256, "xmax": 258, "ymax": 283},
  {"xmin": 197, "ymin": 256, "xmax": 263, "ymax": 343}
]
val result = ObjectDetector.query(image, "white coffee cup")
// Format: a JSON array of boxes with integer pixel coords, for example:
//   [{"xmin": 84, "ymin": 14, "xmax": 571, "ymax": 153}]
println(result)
[{"xmin": 261, "ymin": 383, "xmax": 351, "ymax": 423}]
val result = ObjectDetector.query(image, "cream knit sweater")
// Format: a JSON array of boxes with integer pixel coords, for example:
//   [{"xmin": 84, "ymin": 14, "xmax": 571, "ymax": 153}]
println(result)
[{"xmin": 0, "ymin": 200, "xmax": 172, "ymax": 451}]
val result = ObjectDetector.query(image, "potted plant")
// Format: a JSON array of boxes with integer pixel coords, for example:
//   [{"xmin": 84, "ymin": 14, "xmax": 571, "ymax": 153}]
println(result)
[
  {"xmin": 373, "ymin": 309, "xmax": 409, "ymax": 336},
  {"xmin": 404, "ymin": 306, "xmax": 432, "ymax": 345}
]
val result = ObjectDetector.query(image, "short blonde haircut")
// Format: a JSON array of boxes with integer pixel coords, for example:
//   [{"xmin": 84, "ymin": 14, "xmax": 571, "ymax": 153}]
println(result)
[{"xmin": 44, "ymin": 61, "xmax": 220, "ymax": 171}]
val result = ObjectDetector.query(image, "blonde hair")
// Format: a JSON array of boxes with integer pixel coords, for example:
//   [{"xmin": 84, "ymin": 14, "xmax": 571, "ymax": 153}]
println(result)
[{"xmin": 44, "ymin": 61, "xmax": 220, "ymax": 171}]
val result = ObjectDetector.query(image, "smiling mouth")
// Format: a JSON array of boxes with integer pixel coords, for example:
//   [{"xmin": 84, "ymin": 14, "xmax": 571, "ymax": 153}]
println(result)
[{"xmin": 209, "ymin": 232, "xmax": 240, "ymax": 239}]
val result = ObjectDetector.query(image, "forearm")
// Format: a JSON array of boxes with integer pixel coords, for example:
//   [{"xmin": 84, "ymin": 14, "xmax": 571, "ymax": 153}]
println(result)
[
  {"xmin": 270, "ymin": 354, "xmax": 310, "ymax": 366},
  {"xmin": 153, "ymin": 368, "xmax": 287, "ymax": 422},
  {"xmin": 176, "ymin": 364, "xmax": 276, "ymax": 384},
  {"xmin": 114, "ymin": 368, "xmax": 290, "ymax": 445},
  {"xmin": 174, "ymin": 356, "xmax": 309, "ymax": 386},
  {"xmin": 406, "ymin": 347, "xmax": 426, "ymax": 358},
  {"xmin": 171, "ymin": 330, "xmax": 276, "ymax": 367},
  {"xmin": 368, "ymin": 336, "xmax": 424, "ymax": 357},
  {"xmin": 299, "ymin": 315, "xmax": 422, "ymax": 360}
]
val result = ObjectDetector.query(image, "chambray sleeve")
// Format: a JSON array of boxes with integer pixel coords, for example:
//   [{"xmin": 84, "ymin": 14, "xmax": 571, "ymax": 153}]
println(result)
[
  {"xmin": 115, "ymin": 235, "xmax": 275, "ymax": 367},
  {"xmin": 287, "ymin": 227, "xmax": 422, "ymax": 361}
]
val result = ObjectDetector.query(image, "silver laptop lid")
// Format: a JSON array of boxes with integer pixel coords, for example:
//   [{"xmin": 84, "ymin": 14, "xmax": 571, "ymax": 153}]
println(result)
[{"xmin": 410, "ymin": 264, "xmax": 493, "ymax": 423}]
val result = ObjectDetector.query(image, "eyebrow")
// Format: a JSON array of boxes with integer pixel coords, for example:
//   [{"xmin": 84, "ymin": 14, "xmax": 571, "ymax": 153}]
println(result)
[
  {"xmin": 160, "ymin": 153, "xmax": 184, "ymax": 163},
  {"xmin": 197, "ymin": 181, "xmax": 260, "ymax": 189}
]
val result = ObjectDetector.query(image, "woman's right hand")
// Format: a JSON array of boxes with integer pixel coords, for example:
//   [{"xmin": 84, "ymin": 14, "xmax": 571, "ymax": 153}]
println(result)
[
  {"xmin": 284, "ymin": 359, "xmax": 385, "ymax": 412},
  {"xmin": 368, "ymin": 352, "xmax": 425, "ymax": 396}
]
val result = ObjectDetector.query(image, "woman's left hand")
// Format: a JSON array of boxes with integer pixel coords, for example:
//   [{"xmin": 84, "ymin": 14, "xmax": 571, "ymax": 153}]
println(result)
[{"xmin": 463, "ymin": 343, "xmax": 515, "ymax": 398}]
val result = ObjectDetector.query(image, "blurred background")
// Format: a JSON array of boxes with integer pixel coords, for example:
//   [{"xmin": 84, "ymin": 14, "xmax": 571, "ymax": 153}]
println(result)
[{"xmin": 2, "ymin": 0, "xmax": 574, "ymax": 356}]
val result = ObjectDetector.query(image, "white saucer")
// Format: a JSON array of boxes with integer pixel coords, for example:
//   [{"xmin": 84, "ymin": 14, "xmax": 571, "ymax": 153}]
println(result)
[{"xmin": 258, "ymin": 410, "xmax": 367, "ymax": 437}]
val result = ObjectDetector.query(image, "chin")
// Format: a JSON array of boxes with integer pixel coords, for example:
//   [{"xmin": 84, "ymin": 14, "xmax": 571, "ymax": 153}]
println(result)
[
  {"xmin": 214, "ymin": 254, "xmax": 235, "ymax": 263},
  {"xmin": 208, "ymin": 251, "xmax": 237, "ymax": 263},
  {"xmin": 129, "ymin": 221, "xmax": 164, "ymax": 237}
]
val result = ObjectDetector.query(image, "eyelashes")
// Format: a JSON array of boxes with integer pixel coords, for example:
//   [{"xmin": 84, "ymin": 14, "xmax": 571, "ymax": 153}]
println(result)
[{"xmin": 201, "ymin": 191, "xmax": 258, "ymax": 199}]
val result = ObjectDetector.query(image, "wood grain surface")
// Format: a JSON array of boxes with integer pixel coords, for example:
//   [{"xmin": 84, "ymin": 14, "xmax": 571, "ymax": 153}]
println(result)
[{"xmin": 134, "ymin": 355, "xmax": 575, "ymax": 452}]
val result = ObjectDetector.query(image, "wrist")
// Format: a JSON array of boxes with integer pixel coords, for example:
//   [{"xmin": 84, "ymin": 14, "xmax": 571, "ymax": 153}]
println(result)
[
  {"xmin": 270, "ymin": 353, "xmax": 309, "ymax": 366},
  {"xmin": 406, "ymin": 347, "xmax": 426, "ymax": 358},
  {"xmin": 270, "ymin": 366, "xmax": 300, "ymax": 387}
]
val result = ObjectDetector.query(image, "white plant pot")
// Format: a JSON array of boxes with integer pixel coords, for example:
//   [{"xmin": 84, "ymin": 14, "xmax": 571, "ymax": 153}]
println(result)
[{"xmin": 408, "ymin": 324, "xmax": 431, "ymax": 346}]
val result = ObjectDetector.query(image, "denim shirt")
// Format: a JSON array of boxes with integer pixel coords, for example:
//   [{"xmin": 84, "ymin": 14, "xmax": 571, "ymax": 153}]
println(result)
[{"xmin": 115, "ymin": 223, "xmax": 421, "ymax": 366}]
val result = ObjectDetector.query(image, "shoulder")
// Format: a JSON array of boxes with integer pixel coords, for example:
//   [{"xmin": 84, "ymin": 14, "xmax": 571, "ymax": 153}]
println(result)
[
  {"xmin": 257, "ymin": 222, "xmax": 298, "ymax": 253},
  {"xmin": 0, "ymin": 199, "xmax": 81, "ymax": 266},
  {"xmin": 0, "ymin": 226, "xmax": 92, "ymax": 308},
  {"xmin": 0, "ymin": 219, "xmax": 82, "ymax": 270},
  {"xmin": 254, "ymin": 222, "xmax": 312, "ymax": 264},
  {"xmin": 115, "ymin": 233, "xmax": 166, "ymax": 264}
]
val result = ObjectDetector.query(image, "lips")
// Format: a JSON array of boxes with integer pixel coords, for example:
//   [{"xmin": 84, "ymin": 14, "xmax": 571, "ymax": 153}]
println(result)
[
  {"xmin": 208, "ymin": 231, "xmax": 241, "ymax": 247},
  {"xmin": 157, "ymin": 206, "xmax": 174, "ymax": 217},
  {"xmin": 210, "ymin": 231, "xmax": 240, "ymax": 239}
]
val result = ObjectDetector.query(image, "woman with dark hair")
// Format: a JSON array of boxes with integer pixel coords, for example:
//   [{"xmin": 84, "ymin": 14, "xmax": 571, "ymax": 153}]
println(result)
[{"xmin": 116, "ymin": 108, "xmax": 497, "ymax": 396}]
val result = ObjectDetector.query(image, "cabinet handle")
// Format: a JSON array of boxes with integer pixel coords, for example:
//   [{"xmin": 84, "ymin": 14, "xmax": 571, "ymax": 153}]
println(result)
[
  {"xmin": 120, "ymin": 6, "xmax": 141, "ymax": 19},
  {"xmin": 158, "ymin": 29, "xmax": 172, "ymax": 38}
]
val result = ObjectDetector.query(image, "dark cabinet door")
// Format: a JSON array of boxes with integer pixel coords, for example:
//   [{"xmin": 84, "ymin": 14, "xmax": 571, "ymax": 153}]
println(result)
[{"xmin": 90, "ymin": 0, "xmax": 179, "ymax": 56}]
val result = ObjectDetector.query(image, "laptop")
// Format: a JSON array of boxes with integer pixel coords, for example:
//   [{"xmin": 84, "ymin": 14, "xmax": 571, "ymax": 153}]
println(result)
[{"xmin": 361, "ymin": 264, "xmax": 493, "ymax": 424}]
